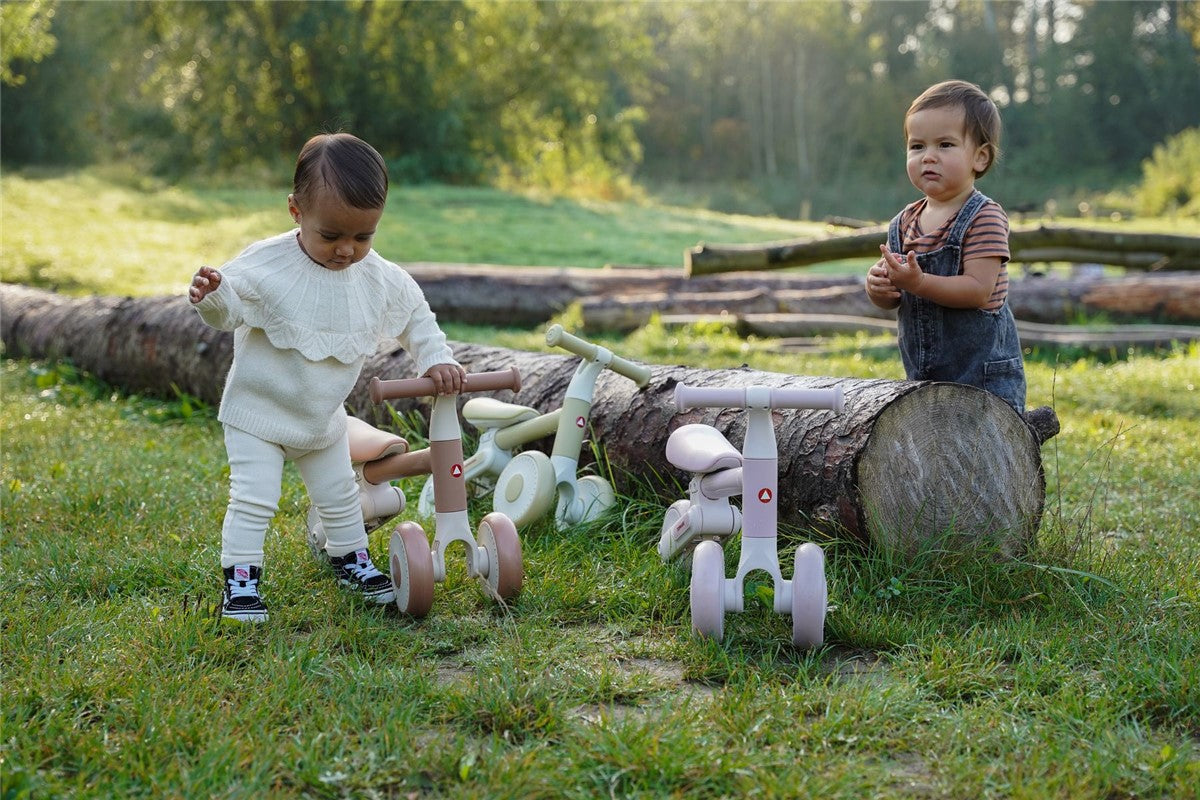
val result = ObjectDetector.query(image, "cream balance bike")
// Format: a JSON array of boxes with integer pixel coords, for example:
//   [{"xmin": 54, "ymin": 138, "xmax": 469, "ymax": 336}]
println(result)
[
  {"xmin": 660, "ymin": 382, "xmax": 844, "ymax": 647},
  {"xmin": 417, "ymin": 324, "xmax": 651, "ymax": 529}
]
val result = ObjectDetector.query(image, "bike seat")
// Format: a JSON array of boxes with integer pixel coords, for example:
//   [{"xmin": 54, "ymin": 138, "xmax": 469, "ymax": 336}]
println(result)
[
  {"xmin": 666, "ymin": 424, "xmax": 742, "ymax": 474},
  {"xmin": 346, "ymin": 416, "xmax": 408, "ymax": 463},
  {"xmin": 463, "ymin": 397, "xmax": 540, "ymax": 430}
]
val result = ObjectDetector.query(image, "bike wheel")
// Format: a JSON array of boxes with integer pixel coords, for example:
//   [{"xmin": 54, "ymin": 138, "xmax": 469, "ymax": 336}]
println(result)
[
  {"xmin": 305, "ymin": 504, "xmax": 327, "ymax": 560},
  {"xmin": 389, "ymin": 522, "xmax": 434, "ymax": 618},
  {"xmin": 493, "ymin": 451, "xmax": 556, "ymax": 527},
  {"xmin": 477, "ymin": 512, "xmax": 523, "ymax": 601},
  {"xmin": 690, "ymin": 540, "xmax": 725, "ymax": 640},
  {"xmin": 570, "ymin": 475, "xmax": 617, "ymax": 526},
  {"xmin": 791, "ymin": 542, "xmax": 827, "ymax": 648},
  {"xmin": 416, "ymin": 474, "xmax": 437, "ymax": 517}
]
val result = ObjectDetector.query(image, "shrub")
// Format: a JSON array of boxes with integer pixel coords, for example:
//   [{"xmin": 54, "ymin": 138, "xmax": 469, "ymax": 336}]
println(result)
[{"xmin": 1136, "ymin": 128, "xmax": 1200, "ymax": 218}]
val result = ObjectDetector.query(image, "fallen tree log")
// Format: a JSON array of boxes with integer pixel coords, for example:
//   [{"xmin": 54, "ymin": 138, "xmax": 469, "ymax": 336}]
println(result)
[
  {"xmin": 655, "ymin": 313, "xmax": 1200, "ymax": 350},
  {"xmin": 577, "ymin": 272, "xmax": 1200, "ymax": 331},
  {"xmin": 403, "ymin": 263, "xmax": 855, "ymax": 327},
  {"xmin": 2, "ymin": 282, "xmax": 1056, "ymax": 557},
  {"xmin": 686, "ymin": 225, "xmax": 1200, "ymax": 275}
]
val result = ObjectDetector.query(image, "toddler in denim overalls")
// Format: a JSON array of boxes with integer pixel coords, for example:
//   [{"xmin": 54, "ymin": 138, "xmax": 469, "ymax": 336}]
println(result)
[{"xmin": 866, "ymin": 80, "xmax": 1026, "ymax": 414}]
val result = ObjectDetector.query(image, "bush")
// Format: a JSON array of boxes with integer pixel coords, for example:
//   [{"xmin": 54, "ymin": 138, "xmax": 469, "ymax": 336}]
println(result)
[{"xmin": 1136, "ymin": 128, "xmax": 1200, "ymax": 218}]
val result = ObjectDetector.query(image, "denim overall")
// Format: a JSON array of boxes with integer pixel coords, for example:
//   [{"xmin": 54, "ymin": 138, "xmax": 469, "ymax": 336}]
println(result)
[{"xmin": 888, "ymin": 190, "xmax": 1026, "ymax": 413}]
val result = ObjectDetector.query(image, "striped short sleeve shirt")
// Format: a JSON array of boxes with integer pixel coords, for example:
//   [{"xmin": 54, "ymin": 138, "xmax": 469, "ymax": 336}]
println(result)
[{"xmin": 897, "ymin": 197, "xmax": 1011, "ymax": 310}]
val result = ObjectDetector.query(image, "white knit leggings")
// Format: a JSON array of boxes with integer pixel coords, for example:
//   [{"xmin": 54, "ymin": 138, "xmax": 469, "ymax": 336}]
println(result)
[{"xmin": 220, "ymin": 424, "xmax": 367, "ymax": 568}]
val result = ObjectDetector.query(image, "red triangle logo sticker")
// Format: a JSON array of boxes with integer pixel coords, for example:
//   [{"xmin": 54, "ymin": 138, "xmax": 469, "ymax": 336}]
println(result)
[
  {"xmin": 576, "ymin": 415, "xmax": 586, "ymax": 428},
  {"xmin": 451, "ymin": 464, "xmax": 463, "ymax": 477},
  {"xmin": 758, "ymin": 488, "xmax": 772, "ymax": 503}
]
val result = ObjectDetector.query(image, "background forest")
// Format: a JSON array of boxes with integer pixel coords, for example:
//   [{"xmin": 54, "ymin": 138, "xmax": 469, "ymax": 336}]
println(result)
[{"xmin": 3, "ymin": 0, "xmax": 1199, "ymax": 222}]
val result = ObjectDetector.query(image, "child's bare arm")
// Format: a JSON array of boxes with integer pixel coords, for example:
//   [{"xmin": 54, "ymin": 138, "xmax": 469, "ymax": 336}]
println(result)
[
  {"xmin": 189, "ymin": 266, "xmax": 222, "ymax": 304},
  {"xmin": 883, "ymin": 247, "xmax": 1002, "ymax": 310}
]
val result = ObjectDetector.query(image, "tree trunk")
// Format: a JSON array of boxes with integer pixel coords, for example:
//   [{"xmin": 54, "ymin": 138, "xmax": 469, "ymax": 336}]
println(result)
[
  {"xmin": 575, "ymin": 273, "xmax": 1200, "ymax": 331},
  {"xmin": 2, "ymin": 282, "xmax": 1055, "ymax": 557},
  {"xmin": 685, "ymin": 226, "xmax": 1200, "ymax": 275}
]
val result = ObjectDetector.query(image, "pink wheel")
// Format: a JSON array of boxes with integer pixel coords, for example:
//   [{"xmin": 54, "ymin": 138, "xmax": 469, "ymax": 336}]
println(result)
[
  {"xmin": 389, "ymin": 522, "xmax": 434, "ymax": 618},
  {"xmin": 690, "ymin": 540, "xmax": 725, "ymax": 640},
  {"xmin": 477, "ymin": 512, "xmax": 523, "ymax": 601},
  {"xmin": 791, "ymin": 542, "xmax": 827, "ymax": 648}
]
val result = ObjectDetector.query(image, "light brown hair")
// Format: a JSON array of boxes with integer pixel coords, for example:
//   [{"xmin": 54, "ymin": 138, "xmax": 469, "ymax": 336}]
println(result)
[{"xmin": 906, "ymin": 80, "xmax": 1002, "ymax": 177}]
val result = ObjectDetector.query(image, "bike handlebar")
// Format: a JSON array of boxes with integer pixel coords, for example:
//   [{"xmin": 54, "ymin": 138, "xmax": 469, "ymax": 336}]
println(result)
[
  {"xmin": 674, "ymin": 383, "xmax": 845, "ymax": 413},
  {"xmin": 369, "ymin": 367, "xmax": 522, "ymax": 404},
  {"xmin": 545, "ymin": 324, "xmax": 652, "ymax": 387}
]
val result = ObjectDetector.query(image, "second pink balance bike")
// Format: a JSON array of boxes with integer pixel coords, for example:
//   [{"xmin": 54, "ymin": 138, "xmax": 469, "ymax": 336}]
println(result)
[
  {"xmin": 660, "ymin": 383, "xmax": 844, "ymax": 647},
  {"xmin": 417, "ymin": 325, "xmax": 651, "ymax": 529}
]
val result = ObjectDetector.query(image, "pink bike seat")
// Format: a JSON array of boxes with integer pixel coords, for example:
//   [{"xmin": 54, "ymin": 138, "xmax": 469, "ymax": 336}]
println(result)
[
  {"xmin": 463, "ymin": 397, "xmax": 540, "ymax": 430},
  {"xmin": 346, "ymin": 416, "xmax": 408, "ymax": 463},
  {"xmin": 666, "ymin": 424, "xmax": 742, "ymax": 474}
]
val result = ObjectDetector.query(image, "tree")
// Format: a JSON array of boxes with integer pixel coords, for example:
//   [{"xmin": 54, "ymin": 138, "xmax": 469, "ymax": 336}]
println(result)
[{"xmin": 0, "ymin": 0, "xmax": 57, "ymax": 86}]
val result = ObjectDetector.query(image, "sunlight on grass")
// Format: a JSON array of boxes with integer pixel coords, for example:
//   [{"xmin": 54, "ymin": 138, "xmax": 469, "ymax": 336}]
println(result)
[{"xmin": 2, "ymin": 168, "xmax": 1198, "ymax": 798}]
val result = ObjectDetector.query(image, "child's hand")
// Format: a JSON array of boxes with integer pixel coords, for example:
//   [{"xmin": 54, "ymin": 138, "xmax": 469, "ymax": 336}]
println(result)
[
  {"xmin": 189, "ymin": 266, "xmax": 222, "ymax": 304},
  {"xmin": 865, "ymin": 257, "xmax": 899, "ymax": 305},
  {"xmin": 424, "ymin": 363, "xmax": 466, "ymax": 395},
  {"xmin": 881, "ymin": 246, "xmax": 924, "ymax": 293}
]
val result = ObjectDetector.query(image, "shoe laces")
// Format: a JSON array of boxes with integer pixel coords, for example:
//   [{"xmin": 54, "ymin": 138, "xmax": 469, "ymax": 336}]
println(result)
[
  {"xmin": 227, "ymin": 572, "xmax": 260, "ymax": 599},
  {"xmin": 342, "ymin": 553, "xmax": 384, "ymax": 583}
]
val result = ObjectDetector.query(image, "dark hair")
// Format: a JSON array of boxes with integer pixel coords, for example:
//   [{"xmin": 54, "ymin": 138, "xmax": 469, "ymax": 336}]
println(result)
[
  {"xmin": 906, "ymin": 80, "xmax": 1002, "ymax": 177},
  {"xmin": 292, "ymin": 133, "xmax": 388, "ymax": 210}
]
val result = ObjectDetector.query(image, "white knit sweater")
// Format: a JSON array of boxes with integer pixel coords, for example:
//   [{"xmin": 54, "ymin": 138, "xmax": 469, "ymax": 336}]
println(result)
[{"xmin": 194, "ymin": 230, "xmax": 457, "ymax": 450}]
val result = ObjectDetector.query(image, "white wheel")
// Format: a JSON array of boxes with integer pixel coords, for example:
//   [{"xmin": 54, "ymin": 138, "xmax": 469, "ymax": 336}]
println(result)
[
  {"xmin": 389, "ymin": 522, "xmax": 434, "ymax": 618},
  {"xmin": 791, "ymin": 542, "xmax": 827, "ymax": 648},
  {"xmin": 658, "ymin": 499, "xmax": 694, "ymax": 562},
  {"xmin": 568, "ymin": 475, "xmax": 616, "ymax": 525},
  {"xmin": 477, "ymin": 512, "xmax": 523, "ymax": 601},
  {"xmin": 493, "ymin": 451, "xmax": 556, "ymax": 527},
  {"xmin": 417, "ymin": 474, "xmax": 437, "ymax": 517},
  {"xmin": 690, "ymin": 540, "xmax": 725, "ymax": 640},
  {"xmin": 305, "ymin": 504, "xmax": 327, "ymax": 559}
]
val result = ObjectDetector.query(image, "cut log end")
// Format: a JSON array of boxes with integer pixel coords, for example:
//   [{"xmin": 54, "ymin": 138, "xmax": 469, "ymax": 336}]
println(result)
[{"xmin": 855, "ymin": 383, "xmax": 1045, "ymax": 557}]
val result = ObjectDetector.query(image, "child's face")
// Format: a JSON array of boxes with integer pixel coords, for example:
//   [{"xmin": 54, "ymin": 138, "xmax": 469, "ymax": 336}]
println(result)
[
  {"xmin": 904, "ymin": 106, "xmax": 991, "ymax": 204},
  {"xmin": 288, "ymin": 186, "xmax": 384, "ymax": 271}
]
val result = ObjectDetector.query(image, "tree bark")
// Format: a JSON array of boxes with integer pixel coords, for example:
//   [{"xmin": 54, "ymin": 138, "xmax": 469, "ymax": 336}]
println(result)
[
  {"xmin": 685, "ymin": 225, "xmax": 1200, "ymax": 275},
  {"xmin": 2, "ymin": 282, "xmax": 1054, "ymax": 557}
]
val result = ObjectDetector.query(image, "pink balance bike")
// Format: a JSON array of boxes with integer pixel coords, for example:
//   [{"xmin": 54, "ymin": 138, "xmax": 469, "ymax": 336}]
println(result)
[
  {"xmin": 306, "ymin": 368, "xmax": 524, "ymax": 617},
  {"xmin": 660, "ymin": 383, "xmax": 844, "ymax": 647},
  {"xmin": 417, "ymin": 324, "xmax": 651, "ymax": 529}
]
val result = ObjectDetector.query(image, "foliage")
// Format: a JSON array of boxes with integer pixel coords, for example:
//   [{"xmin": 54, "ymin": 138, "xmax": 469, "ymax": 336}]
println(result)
[
  {"xmin": 1137, "ymin": 127, "xmax": 1200, "ymax": 218},
  {"xmin": 3, "ymin": 1, "xmax": 1198, "ymax": 219},
  {"xmin": 0, "ymin": 0, "xmax": 57, "ymax": 86}
]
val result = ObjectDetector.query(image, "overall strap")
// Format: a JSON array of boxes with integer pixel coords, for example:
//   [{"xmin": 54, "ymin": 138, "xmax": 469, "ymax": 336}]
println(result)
[
  {"xmin": 886, "ymin": 211, "xmax": 903, "ymax": 253},
  {"xmin": 944, "ymin": 190, "xmax": 989, "ymax": 248}
]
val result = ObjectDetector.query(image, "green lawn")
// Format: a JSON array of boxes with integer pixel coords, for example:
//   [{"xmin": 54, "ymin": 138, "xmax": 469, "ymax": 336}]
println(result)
[{"xmin": 2, "ymin": 170, "xmax": 1198, "ymax": 798}]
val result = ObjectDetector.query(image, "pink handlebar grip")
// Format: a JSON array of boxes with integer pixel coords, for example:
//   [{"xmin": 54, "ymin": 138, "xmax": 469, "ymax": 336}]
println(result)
[
  {"xmin": 369, "ymin": 367, "xmax": 521, "ymax": 404},
  {"xmin": 546, "ymin": 324, "xmax": 652, "ymax": 387},
  {"xmin": 673, "ymin": 383, "xmax": 844, "ymax": 412}
]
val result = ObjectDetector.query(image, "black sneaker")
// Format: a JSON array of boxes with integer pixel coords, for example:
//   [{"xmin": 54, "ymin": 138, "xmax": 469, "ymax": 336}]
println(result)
[
  {"xmin": 222, "ymin": 565, "xmax": 268, "ymax": 623},
  {"xmin": 328, "ymin": 548, "xmax": 395, "ymax": 605}
]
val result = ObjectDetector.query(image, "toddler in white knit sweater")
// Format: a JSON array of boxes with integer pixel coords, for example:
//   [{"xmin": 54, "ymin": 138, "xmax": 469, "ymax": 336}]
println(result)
[{"xmin": 189, "ymin": 133, "xmax": 465, "ymax": 622}]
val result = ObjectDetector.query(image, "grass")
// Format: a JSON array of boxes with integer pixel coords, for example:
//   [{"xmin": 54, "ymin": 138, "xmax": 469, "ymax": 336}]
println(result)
[
  {"xmin": 0, "ymin": 166, "xmax": 830, "ymax": 298},
  {"xmin": 2, "ymin": 169, "xmax": 1199, "ymax": 797}
]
